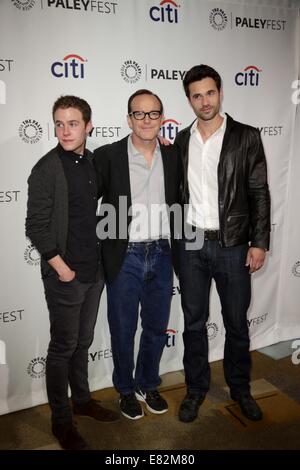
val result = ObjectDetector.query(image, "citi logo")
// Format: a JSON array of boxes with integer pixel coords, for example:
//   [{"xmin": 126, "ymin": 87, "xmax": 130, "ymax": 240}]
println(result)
[
  {"xmin": 166, "ymin": 328, "xmax": 177, "ymax": 347},
  {"xmin": 51, "ymin": 54, "xmax": 86, "ymax": 79},
  {"xmin": 149, "ymin": 0, "xmax": 179, "ymax": 24},
  {"xmin": 235, "ymin": 65, "xmax": 262, "ymax": 86},
  {"xmin": 160, "ymin": 119, "xmax": 181, "ymax": 142}
]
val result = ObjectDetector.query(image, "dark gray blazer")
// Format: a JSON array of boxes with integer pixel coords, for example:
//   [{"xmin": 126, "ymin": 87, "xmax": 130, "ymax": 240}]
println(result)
[{"xmin": 93, "ymin": 135, "xmax": 182, "ymax": 283}]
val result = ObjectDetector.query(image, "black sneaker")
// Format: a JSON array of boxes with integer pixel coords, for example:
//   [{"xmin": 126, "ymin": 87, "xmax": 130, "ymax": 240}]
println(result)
[
  {"xmin": 119, "ymin": 393, "xmax": 144, "ymax": 420},
  {"xmin": 135, "ymin": 388, "xmax": 168, "ymax": 414},
  {"xmin": 52, "ymin": 422, "xmax": 90, "ymax": 450}
]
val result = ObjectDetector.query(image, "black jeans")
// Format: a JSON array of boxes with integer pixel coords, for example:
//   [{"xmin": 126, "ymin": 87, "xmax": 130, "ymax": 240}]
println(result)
[
  {"xmin": 43, "ymin": 274, "xmax": 104, "ymax": 424},
  {"xmin": 179, "ymin": 240, "xmax": 251, "ymax": 397}
]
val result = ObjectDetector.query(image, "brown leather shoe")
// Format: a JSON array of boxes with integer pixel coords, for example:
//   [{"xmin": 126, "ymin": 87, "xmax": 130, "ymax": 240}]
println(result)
[
  {"xmin": 73, "ymin": 398, "xmax": 120, "ymax": 423},
  {"xmin": 52, "ymin": 422, "xmax": 90, "ymax": 450}
]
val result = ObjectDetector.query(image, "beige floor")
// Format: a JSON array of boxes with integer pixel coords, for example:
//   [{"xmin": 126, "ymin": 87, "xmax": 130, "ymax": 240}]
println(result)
[{"xmin": 1, "ymin": 352, "xmax": 300, "ymax": 450}]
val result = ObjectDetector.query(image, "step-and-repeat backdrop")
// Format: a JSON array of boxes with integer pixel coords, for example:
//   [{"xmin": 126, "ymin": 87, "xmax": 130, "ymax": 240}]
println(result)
[{"xmin": 1, "ymin": 0, "xmax": 300, "ymax": 415}]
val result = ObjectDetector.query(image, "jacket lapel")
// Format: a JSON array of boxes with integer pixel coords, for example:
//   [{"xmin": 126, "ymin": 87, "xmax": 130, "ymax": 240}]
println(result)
[
  {"xmin": 118, "ymin": 135, "xmax": 132, "ymax": 209},
  {"xmin": 160, "ymin": 143, "xmax": 171, "ymax": 205},
  {"xmin": 219, "ymin": 113, "xmax": 234, "ymax": 165}
]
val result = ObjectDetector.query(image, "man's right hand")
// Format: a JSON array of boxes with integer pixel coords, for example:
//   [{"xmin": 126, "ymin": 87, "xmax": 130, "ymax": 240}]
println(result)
[
  {"xmin": 58, "ymin": 269, "xmax": 76, "ymax": 282},
  {"xmin": 48, "ymin": 254, "xmax": 76, "ymax": 282}
]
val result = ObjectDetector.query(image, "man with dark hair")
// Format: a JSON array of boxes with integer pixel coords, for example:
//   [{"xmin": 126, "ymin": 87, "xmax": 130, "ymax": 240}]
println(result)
[
  {"xmin": 175, "ymin": 65, "xmax": 271, "ymax": 423},
  {"xmin": 94, "ymin": 89, "xmax": 181, "ymax": 420},
  {"xmin": 26, "ymin": 95, "xmax": 119, "ymax": 450}
]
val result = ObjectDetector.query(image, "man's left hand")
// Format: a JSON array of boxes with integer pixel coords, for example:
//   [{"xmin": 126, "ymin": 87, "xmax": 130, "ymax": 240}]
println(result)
[
  {"xmin": 158, "ymin": 135, "xmax": 171, "ymax": 146},
  {"xmin": 246, "ymin": 247, "xmax": 267, "ymax": 273}
]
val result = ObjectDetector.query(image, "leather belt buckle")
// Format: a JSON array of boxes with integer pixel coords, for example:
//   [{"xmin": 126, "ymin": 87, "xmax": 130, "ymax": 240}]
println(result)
[{"xmin": 204, "ymin": 230, "xmax": 220, "ymax": 241}]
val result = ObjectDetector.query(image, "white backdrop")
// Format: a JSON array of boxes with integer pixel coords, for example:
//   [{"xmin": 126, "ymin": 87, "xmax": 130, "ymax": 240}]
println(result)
[{"xmin": 0, "ymin": 0, "xmax": 300, "ymax": 416}]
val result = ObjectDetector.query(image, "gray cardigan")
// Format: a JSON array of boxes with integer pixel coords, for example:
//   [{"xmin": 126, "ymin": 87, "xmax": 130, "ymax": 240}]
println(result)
[{"xmin": 25, "ymin": 146, "xmax": 93, "ymax": 278}]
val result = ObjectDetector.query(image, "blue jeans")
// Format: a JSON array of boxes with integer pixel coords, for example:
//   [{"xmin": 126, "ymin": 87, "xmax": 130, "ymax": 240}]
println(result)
[
  {"xmin": 106, "ymin": 239, "xmax": 173, "ymax": 394},
  {"xmin": 179, "ymin": 240, "xmax": 251, "ymax": 397}
]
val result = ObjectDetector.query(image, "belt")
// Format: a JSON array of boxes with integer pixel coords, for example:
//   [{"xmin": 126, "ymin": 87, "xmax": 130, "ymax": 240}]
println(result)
[
  {"xmin": 204, "ymin": 230, "xmax": 220, "ymax": 241},
  {"xmin": 128, "ymin": 238, "xmax": 169, "ymax": 245}
]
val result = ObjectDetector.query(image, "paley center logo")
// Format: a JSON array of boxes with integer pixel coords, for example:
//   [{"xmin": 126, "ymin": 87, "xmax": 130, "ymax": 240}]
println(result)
[
  {"xmin": 258, "ymin": 125, "xmax": 283, "ymax": 137},
  {"xmin": 51, "ymin": 54, "xmax": 87, "ymax": 79},
  {"xmin": 247, "ymin": 312, "xmax": 268, "ymax": 328},
  {"xmin": 209, "ymin": 8, "xmax": 228, "ymax": 31},
  {"xmin": 166, "ymin": 328, "xmax": 177, "ymax": 348},
  {"xmin": 292, "ymin": 261, "xmax": 300, "ymax": 277},
  {"xmin": 27, "ymin": 357, "xmax": 46, "ymax": 379},
  {"xmin": 121, "ymin": 59, "xmax": 185, "ymax": 84},
  {"xmin": 150, "ymin": 68, "xmax": 185, "ymax": 80},
  {"xmin": 88, "ymin": 348, "xmax": 112, "ymax": 362},
  {"xmin": 90, "ymin": 125, "xmax": 122, "ymax": 140},
  {"xmin": 46, "ymin": 0, "xmax": 118, "ymax": 14},
  {"xmin": 235, "ymin": 65, "xmax": 262, "ymax": 86},
  {"xmin": 11, "ymin": 0, "xmax": 36, "ymax": 10},
  {"xmin": 209, "ymin": 7, "xmax": 286, "ymax": 31},
  {"xmin": 206, "ymin": 322, "xmax": 218, "ymax": 341},
  {"xmin": 121, "ymin": 60, "xmax": 142, "ymax": 84},
  {"xmin": 235, "ymin": 16, "xmax": 286, "ymax": 30},
  {"xmin": 24, "ymin": 243, "xmax": 40, "ymax": 266},
  {"xmin": 160, "ymin": 118, "xmax": 181, "ymax": 142},
  {"xmin": 149, "ymin": 0, "xmax": 180, "ymax": 24},
  {"xmin": 18, "ymin": 119, "xmax": 43, "ymax": 144}
]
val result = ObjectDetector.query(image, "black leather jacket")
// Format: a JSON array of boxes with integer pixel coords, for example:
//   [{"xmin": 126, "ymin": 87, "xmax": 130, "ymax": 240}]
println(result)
[{"xmin": 175, "ymin": 114, "xmax": 271, "ymax": 249}]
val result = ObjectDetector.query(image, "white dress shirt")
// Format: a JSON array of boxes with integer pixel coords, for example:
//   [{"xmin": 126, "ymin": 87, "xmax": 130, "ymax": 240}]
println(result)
[{"xmin": 187, "ymin": 114, "xmax": 227, "ymax": 230}]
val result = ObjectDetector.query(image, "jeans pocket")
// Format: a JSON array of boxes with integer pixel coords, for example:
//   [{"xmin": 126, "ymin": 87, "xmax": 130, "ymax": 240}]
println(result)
[
  {"xmin": 55, "ymin": 272, "xmax": 78, "ymax": 285},
  {"xmin": 159, "ymin": 241, "xmax": 171, "ymax": 255}
]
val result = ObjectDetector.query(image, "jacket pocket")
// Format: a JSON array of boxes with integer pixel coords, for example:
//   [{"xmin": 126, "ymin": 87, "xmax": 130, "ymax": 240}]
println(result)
[
  {"xmin": 226, "ymin": 213, "xmax": 249, "ymax": 241},
  {"xmin": 227, "ymin": 213, "xmax": 248, "ymax": 222}
]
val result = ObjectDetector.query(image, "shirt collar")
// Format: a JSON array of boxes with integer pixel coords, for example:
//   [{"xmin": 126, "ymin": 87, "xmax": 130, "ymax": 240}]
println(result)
[
  {"xmin": 190, "ymin": 112, "xmax": 227, "ymax": 136},
  {"xmin": 128, "ymin": 135, "xmax": 160, "ymax": 157},
  {"xmin": 57, "ymin": 143, "xmax": 86, "ymax": 160}
]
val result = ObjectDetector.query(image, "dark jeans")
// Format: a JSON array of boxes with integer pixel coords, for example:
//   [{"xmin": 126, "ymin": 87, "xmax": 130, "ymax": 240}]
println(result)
[
  {"xmin": 106, "ymin": 239, "xmax": 173, "ymax": 394},
  {"xmin": 179, "ymin": 240, "xmax": 251, "ymax": 397},
  {"xmin": 43, "ymin": 274, "xmax": 103, "ymax": 424}
]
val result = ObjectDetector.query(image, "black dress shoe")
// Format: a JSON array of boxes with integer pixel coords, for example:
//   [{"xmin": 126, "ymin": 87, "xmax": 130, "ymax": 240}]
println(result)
[
  {"xmin": 231, "ymin": 393, "xmax": 263, "ymax": 421},
  {"xmin": 178, "ymin": 393, "xmax": 205, "ymax": 423},
  {"xmin": 52, "ymin": 422, "xmax": 90, "ymax": 450},
  {"xmin": 73, "ymin": 398, "xmax": 120, "ymax": 423}
]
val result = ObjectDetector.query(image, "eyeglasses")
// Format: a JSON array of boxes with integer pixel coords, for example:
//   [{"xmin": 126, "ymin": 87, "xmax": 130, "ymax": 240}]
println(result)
[{"xmin": 129, "ymin": 110, "xmax": 162, "ymax": 120}]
